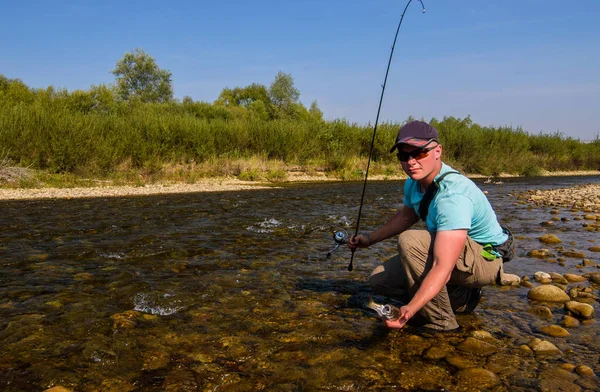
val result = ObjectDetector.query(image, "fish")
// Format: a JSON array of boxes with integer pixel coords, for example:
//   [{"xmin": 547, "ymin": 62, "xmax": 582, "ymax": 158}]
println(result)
[{"xmin": 366, "ymin": 295, "xmax": 400, "ymax": 320}]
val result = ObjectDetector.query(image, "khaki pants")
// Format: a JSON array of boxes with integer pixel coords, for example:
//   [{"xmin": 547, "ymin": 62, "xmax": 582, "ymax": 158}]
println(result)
[{"xmin": 369, "ymin": 229, "xmax": 504, "ymax": 331}]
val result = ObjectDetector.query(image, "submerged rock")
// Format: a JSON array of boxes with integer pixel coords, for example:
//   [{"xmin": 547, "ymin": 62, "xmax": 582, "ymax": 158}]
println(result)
[
  {"xmin": 539, "ymin": 325, "xmax": 570, "ymax": 337},
  {"xmin": 457, "ymin": 337, "xmax": 498, "ymax": 356},
  {"xmin": 539, "ymin": 367, "xmax": 580, "ymax": 391},
  {"xmin": 455, "ymin": 368, "xmax": 499, "ymax": 389},
  {"xmin": 528, "ymin": 305, "xmax": 553, "ymax": 320}
]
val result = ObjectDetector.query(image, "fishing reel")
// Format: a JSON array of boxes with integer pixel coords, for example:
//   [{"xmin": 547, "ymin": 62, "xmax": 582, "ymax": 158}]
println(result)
[{"xmin": 326, "ymin": 229, "xmax": 349, "ymax": 259}]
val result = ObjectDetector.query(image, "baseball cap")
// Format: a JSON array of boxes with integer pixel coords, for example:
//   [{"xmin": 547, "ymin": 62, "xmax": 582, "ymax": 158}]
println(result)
[{"xmin": 389, "ymin": 120, "xmax": 439, "ymax": 153}]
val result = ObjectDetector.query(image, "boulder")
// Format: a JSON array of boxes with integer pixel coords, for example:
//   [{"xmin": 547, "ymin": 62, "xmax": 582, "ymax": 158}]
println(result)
[{"xmin": 527, "ymin": 285, "xmax": 570, "ymax": 303}]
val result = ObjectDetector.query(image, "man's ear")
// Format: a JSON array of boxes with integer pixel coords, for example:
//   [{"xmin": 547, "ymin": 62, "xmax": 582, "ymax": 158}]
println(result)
[{"xmin": 434, "ymin": 144, "xmax": 443, "ymax": 159}]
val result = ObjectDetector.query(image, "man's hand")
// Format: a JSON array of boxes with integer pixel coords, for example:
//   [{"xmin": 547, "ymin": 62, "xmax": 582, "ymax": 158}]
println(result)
[
  {"xmin": 383, "ymin": 305, "xmax": 415, "ymax": 329},
  {"xmin": 348, "ymin": 233, "xmax": 372, "ymax": 250}
]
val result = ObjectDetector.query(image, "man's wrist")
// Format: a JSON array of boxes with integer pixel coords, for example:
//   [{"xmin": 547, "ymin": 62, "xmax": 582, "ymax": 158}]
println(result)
[{"xmin": 364, "ymin": 232, "xmax": 373, "ymax": 245}]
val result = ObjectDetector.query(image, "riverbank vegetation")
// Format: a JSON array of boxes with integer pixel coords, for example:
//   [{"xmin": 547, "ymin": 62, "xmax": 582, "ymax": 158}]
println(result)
[{"xmin": 1, "ymin": 49, "xmax": 598, "ymax": 188}]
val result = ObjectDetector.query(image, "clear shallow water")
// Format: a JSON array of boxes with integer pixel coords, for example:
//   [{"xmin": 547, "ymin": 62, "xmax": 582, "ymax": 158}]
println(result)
[{"xmin": 1, "ymin": 176, "xmax": 599, "ymax": 391}]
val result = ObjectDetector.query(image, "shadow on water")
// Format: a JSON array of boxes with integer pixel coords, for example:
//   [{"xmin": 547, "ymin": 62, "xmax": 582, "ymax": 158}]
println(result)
[{"xmin": 1, "ymin": 175, "xmax": 599, "ymax": 390}]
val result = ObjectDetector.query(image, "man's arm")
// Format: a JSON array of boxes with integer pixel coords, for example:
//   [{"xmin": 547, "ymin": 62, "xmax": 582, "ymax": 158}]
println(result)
[
  {"xmin": 349, "ymin": 205, "xmax": 419, "ymax": 248},
  {"xmin": 384, "ymin": 229, "xmax": 468, "ymax": 328}
]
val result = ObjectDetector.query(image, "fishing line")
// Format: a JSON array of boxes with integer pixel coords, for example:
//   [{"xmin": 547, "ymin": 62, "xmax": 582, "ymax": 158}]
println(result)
[{"xmin": 347, "ymin": 0, "xmax": 426, "ymax": 272}]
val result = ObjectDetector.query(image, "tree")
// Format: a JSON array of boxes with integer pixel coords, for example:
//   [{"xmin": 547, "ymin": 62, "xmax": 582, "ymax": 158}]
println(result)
[
  {"xmin": 309, "ymin": 100, "xmax": 324, "ymax": 121},
  {"xmin": 111, "ymin": 48, "xmax": 173, "ymax": 103},
  {"xmin": 268, "ymin": 71, "xmax": 300, "ymax": 109}
]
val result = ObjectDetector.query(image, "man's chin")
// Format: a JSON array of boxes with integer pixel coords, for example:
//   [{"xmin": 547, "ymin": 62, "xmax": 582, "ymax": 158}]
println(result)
[{"xmin": 407, "ymin": 171, "xmax": 423, "ymax": 181}]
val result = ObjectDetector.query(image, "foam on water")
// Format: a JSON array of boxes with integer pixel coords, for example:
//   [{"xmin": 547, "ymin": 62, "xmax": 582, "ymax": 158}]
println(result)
[{"xmin": 133, "ymin": 292, "xmax": 183, "ymax": 316}]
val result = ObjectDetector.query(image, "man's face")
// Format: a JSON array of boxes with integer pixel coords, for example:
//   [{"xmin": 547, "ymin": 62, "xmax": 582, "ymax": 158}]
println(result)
[{"xmin": 397, "ymin": 142, "xmax": 441, "ymax": 181}]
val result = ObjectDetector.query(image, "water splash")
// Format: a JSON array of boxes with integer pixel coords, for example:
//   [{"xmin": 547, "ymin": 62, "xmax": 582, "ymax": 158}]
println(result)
[
  {"xmin": 133, "ymin": 292, "xmax": 183, "ymax": 316},
  {"xmin": 246, "ymin": 218, "xmax": 282, "ymax": 233}
]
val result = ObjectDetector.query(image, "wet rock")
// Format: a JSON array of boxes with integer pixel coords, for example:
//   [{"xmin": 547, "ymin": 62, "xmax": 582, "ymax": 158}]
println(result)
[
  {"xmin": 522, "ymin": 280, "xmax": 535, "ymax": 288},
  {"xmin": 44, "ymin": 387, "xmax": 73, "ymax": 392},
  {"xmin": 560, "ymin": 363, "xmax": 577, "ymax": 372},
  {"xmin": 98, "ymin": 379, "xmax": 136, "ymax": 392},
  {"xmin": 569, "ymin": 287, "xmax": 579, "ymax": 299},
  {"xmin": 584, "ymin": 214, "xmax": 597, "ymax": 220},
  {"xmin": 565, "ymin": 301, "xmax": 595, "ymax": 319},
  {"xmin": 163, "ymin": 368, "xmax": 199, "ymax": 391},
  {"xmin": 576, "ymin": 377, "xmax": 600, "ymax": 390},
  {"xmin": 528, "ymin": 338, "xmax": 562, "ymax": 355},
  {"xmin": 424, "ymin": 343, "xmax": 455, "ymax": 360},
  {"xmin": 401, "ymin": 334, "xmax": 431, "ymax": 356},
  {"xmin": 529, "ymin": 249, "xmax": 551, "ymax": 258},
  {"xmin": 142, "ymin": 349, "xmax": 170, "ymax": 370},
  {"xmin": 457, "ymin": 337, "xmax": 498, "ymax": 356},
  {"xmin": 574, "ymin": 291, "xmax": 599, "ymax": 300},
  {"xmin": 518, "ymin": 344, "xmax": 533, "ymax": 353},
  {"xmin": 564, "ymin": 273, "xmax": 587, "ymax": 283},
  {"xmin": 562, "ymin": 250, "xmax": 587, "ymax": 258},
  {"xmin": 528, "ymin": 305, "xmax": 553, "ymax": 320},
  {"xmin": 485, "ymin": 353, "xmax": 522, "ymax": 375},
  {"xmin": 470, "ymin": 330, "xmax": 497, "ymax": 341},
  {"xmin": 539, "ymin": 325, "xmax": 570, "ymax": 337},
  {"xmin": 549, "ymin": 272, "xmax": 568, "ymax": 284},
  {"xmin": 539, "ymin": 367, "xmax": 580, "ymax": 391},
  {"xmin": 539, "ymin": 234, "xmax": 562, "ymax": 244},
  {"xmin": 74, "ymin": 272, "xmax": 94, "ymax": 281},
  {"xmin": 589, "ymin": 272, "xmax": 600, "ymax": 285},
  {"xmin": 527, "ymin": 285, "xmax": 570, "ymax": 302},
  {"xmin": 575, "ymin": 365, "xmax": 596, "ymax": 377},
  {"xmin": 499, "ymin": 273, "xmax": 521, "ymax": 286},
  {"xmin": 561, "ymin": 314, "xmax": 579, "ymax": 328},
  {"xmin": 589, "ymin": 246, "xmax": 600, "ymax": 252},
  {"xmin": 583, "ymin": 259, "xmax": 597, "ymax": 267},
  {"xmin": 455, "ymin": 368, "xmax": 499, "ymax": 389},
  {"xmin": 395, "ymin": 364, "xmax": 451, "ymax": 391},
  {"xmin": 445, "ymin": 355, "xmax": 479, "ymax": 369},
  {"xmin": 534, "ymin": 271, "xmax": 551, "ymax": 281},
  {"xmin": 110, "ymin": 310, "xmax": 142, "ymax": 329}
]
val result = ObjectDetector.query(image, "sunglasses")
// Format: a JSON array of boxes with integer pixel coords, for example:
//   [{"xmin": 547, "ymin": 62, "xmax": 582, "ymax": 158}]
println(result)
[{"xmin": 396, "ymin": 145, "xmax": 437, "ymax": 162}]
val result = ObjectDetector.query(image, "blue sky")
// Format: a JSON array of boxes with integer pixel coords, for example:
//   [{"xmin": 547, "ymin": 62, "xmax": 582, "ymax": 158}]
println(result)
[{"xmin": 2, "ymin": 0, "xmax": 599, "ymax": 140}]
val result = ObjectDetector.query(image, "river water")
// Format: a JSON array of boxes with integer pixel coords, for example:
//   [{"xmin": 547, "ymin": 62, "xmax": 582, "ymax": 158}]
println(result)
[{"xmin": 1, "ymin": 176, "xmax": 599, "ymax": 391}]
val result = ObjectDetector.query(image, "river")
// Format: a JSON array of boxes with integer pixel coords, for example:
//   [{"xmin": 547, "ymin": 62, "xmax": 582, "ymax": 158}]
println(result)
[{"xmin": 1, "ymin": 175, "xmax": 599, "ymax": 391}]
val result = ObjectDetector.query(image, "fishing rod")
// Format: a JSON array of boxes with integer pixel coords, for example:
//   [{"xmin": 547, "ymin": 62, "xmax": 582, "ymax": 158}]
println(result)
[{"xmin": 327, "ymin": 0, "xmax": 426, "ymax": 271}]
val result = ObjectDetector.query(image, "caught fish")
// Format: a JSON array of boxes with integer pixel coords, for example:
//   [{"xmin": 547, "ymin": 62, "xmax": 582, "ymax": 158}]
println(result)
[{"xmin": 366, "ymin": 295, "xmax": 400, "ymax": 320}]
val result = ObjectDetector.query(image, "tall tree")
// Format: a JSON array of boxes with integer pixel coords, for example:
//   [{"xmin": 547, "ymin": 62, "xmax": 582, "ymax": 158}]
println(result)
[
  {"xmin": 112, "ymin": 48, "xmax": 173, "ymax": 103},
  {"xmin": 268, "ymin": 71, "xmax": 300, "ymax": 109}
]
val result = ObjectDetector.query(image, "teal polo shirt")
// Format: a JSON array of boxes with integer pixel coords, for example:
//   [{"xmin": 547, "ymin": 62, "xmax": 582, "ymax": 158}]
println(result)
[{"xmin": 403, "ymin": 163, "xmax": 508, "ymax": 246}]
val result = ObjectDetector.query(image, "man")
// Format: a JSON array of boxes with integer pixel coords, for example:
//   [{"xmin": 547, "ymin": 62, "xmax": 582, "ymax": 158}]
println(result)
[{"xmin": 349, "ymin": 120, "xmax": 517, "ymax": 331}]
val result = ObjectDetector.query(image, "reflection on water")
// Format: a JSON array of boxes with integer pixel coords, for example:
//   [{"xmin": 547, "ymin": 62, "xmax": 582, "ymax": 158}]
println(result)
[{"xmin": 1, "ymin": 176, "xmax": 599, "ymax": 390}]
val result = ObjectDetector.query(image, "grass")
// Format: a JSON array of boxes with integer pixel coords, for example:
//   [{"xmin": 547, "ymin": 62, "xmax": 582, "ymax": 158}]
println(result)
[{"xmin": 1, "ymin": 76, "xmax": 599, "ymax": 189}]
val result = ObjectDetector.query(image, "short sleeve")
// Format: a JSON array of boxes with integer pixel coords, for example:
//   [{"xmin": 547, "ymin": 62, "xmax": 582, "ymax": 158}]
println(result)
[{"xmin": 432, "ymin": 194, "xmax": 473, "ymax": 231}]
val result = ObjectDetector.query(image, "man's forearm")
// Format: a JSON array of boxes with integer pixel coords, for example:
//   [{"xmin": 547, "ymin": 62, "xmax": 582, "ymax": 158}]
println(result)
[
  {"xmin": 406, "ymin": 263, "xmax": 452, "ymax": 313},
  {"xmin": 369, "ymin": 206, "xmax": 418, "ymax": 244}
]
